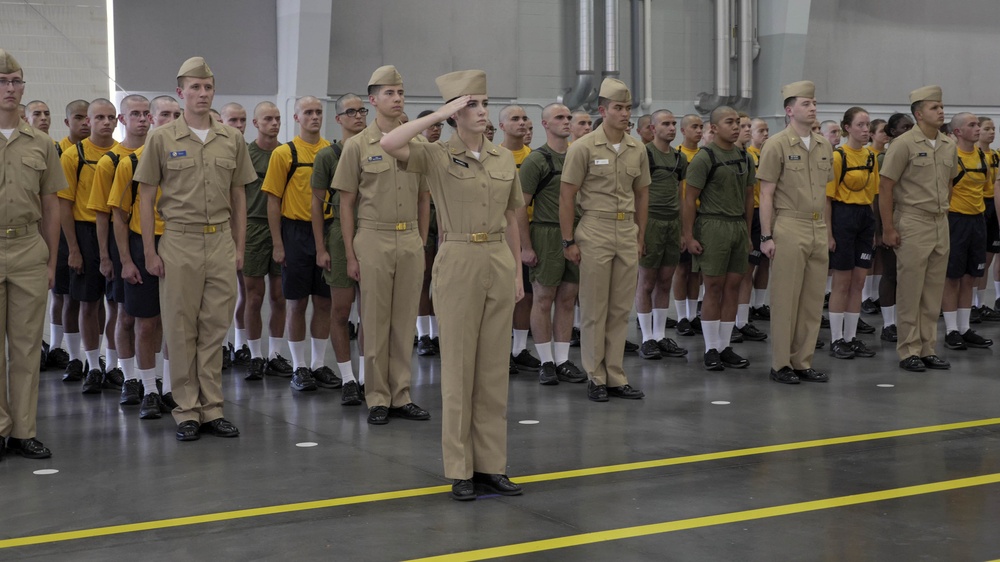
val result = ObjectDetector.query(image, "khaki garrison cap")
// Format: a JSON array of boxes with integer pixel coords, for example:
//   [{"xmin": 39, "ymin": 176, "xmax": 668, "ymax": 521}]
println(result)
[
  {"xmin": 781, "ymin": 80, "xmax": 815, "ymax": 100},
  {"xmin": 177, "ymin": 56, "xmax": 213, "ymax": 79},
  {"xmin": 0, "ymin": 49, "xmax": 21, "ymax": 74},
  {"xmin": 436, "ymin": 70, "xmax": 487, "ymax": 101},
  {"xmin": 909, "ymin": 85, "xmax": 942, "ymax": 104},
  {"xmin": 368, "ymin": 65, "xmax": 403, "ymax": 87},
  {"xmin": 599, "ymin": 78, "xmax": 632, "ymax": 103}
]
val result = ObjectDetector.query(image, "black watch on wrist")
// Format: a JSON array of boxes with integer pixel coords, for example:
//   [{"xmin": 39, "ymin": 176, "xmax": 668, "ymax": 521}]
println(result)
[
  {"xmin": 760, "ymin": 234, "xmax": 773, "ymax": 243},
  {"xmin": 562, "ymin": 239, "xmax": 576, "ymax": 248}
]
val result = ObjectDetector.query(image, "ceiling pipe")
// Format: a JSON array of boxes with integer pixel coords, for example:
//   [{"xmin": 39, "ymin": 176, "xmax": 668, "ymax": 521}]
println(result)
[
  {"xmin": 733, "ymin": 0, "xmax": 754, "ymax": 110},
  {"xmin": 630, "ymin": 0, "xmax": 643, "ymax": 107},
  {"xmin": 643, "ymin": 0, "xmax": 652, "ymax": 110},
  {"xmin": 604, "ymin": 0, "xmax": 620, "ymax": 78},
  {"xmin": 558, "ymin": 0, "xmax": 597, "ymax": 111},
  {"xmin": 695, "ymin": 0, "xmax": 732, "ymax": 114}
]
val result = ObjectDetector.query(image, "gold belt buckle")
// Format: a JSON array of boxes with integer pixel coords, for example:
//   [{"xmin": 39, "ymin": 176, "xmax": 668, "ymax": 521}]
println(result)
[
  {"xmin": 395, "ymin": 222, "xmax": 407, "ymax": 231},
  {"xmin": 812, "ymin": 212, "xmax": 820, "ymax": 220},
  {"xmin": 616, "ymin": 212, "xmax": 626, "ymax": 220},
  {"xmin": 204, "ymin": 225, "xmax": 218, "ymax": 234},
  {"xmin": 5, "ymin": 228, "xmax": 16, "ymax": 236},
  {"xmin": 470, "ymin": 232, "xmax": 488, "ymax": 243}
]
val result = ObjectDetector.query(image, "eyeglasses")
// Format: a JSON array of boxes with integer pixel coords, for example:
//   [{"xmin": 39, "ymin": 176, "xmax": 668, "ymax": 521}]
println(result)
[
  {"xmin": 337, "ymin": 107, "xmax": 369, "ymax": 117},
  {"xmin": 0, "ymin": 78, "xmax": 26, "ymax": 88}
]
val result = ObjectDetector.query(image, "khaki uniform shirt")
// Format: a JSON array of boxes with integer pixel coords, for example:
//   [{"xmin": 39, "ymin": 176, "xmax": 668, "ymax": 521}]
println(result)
[
  {"xmin": 756, "ymin": 127, "xmax": 834, "ymax": 217},
  {"xmin": 405, "ymin": 134, "xmax": 523, "ymax": 235},
  {"xmin": 133, "ymin": 118, "xmax": 256, "ymax": 224},
  {"xmin": 1, "ymin": 122, "xmax": 66, "ymax": 225},
  {"xmin": 879, "ymin": 128, "xmax": 956, "ymax": 215},
  {"xmin": 561, "ymin": 126, "xmax": 652, "ymax": 213},
  {"xmin": 333, "ymin": 120, "xmax": 426, "ymax": 222}
]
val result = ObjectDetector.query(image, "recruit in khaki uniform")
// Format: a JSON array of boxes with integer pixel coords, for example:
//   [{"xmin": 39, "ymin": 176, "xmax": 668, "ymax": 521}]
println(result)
[
  {"xmin": 382, "ymin": 70, "xmax": 525, "ymax": 499},
  {"xmin": 757, "ymin": 81, "xmax": 834, "ymax": 384},
  {"xmin": 0, "ymin": 49, "xmax": 65, "ymax": 459},
  {"xmin": 334, "ymin": 65, "xmax": 429, "ymax": 423},
  {"xmin": 133, "ymin": 57, "xmax": 256, "ymax": 440},
  {"xmin": 559, "ymin": 78, "xmax": 650, "ymax": 401},
  {"xmin": 879, "ymin": 85, "xmax": 956, "ymax": 371}
]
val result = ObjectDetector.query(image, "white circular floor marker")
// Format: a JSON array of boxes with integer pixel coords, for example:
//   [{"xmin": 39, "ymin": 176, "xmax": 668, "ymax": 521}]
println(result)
[
  {"xmin": 33, "ymin": 469, "xmax": 59, "ymax": 475},
  {"xmin": 711, "ymin": 401, "xmax": 731, "ymax": 405},
  {"xmin": 518, "ymin": 420, "xmax": 540, "ymax": 425},
  {"xmin": 876, "ymin": 384, "xmax": 895, "ymax": 388},
  {"xmin": 295, "ymin": 442, "xmax": 318, "ymax": 448}
]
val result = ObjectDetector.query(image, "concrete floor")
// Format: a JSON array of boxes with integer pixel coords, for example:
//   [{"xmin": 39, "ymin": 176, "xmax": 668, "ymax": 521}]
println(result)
[{"xmin": 3, "ymin": 312, "xmax": 1000, "ymax": 560}]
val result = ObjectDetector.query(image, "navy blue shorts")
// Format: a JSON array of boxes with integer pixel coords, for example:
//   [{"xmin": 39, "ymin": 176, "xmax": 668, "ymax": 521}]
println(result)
[
  {"xmin": 281, "ymin": 218, "xmax": 331, "ymax": 301},
  {"xmin": 829, "ymin": 202, "xmax": 875, "ymax": 271},
  {"xmin": 947, "ymin": 212, "xmax": 986, "ymax": 279},
  {"xmin": 69, "ymin": 221, "xmax": 105, "ymax": 303},
  {"xmin": 123, "ymin": 232, "xmax": 161, "ymax": 318}
]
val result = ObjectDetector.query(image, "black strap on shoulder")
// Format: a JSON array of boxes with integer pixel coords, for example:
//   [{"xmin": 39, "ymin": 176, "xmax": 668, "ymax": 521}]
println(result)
[
  {"xmin": 105, "ymin": 151, "xmax": 121, "ymax": 168},
  {"xmin": 531, "ymin": 146, "xmax": 560, "ymax": 199},
  {"xmin": 55, "ymin": 142, "xmax": 63, "ymax": 157},
  {"xmin": 284, "ymin": 141, "xmax": 315, "ymax": 186},
  {"xmin": 127, "ymin": 153, "xmax": 141, "ymax": 222},
  {"xmin": 835, "ymin": 147, "xmax": 875, "ymax": 191},
  {"xmin": 322, "ymin": 142, "xmax": 345, "ymax": 217},
  {"xmin": 700, "ymin": 146, "xmax": 749, "ymax": 186},
  {"xmin": 647, "ymin": 146, "xmax": 683, "ymax": 182},
  {"xmin": 333, "ymin": 142, "xmax": 343, "ymax": 159},
  {"xmin": 74, "ymin": 141, "xmax": 100, "ymax": 181},
  {"xmin": 953, "ymin": 147, "xmax": 989, "ymax": 187}
]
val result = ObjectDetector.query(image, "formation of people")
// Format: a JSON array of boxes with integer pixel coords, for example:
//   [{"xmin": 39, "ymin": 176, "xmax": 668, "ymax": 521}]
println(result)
[{"xmin": 1, "ymin": 46, "xmax": 993, "ymax": 500}]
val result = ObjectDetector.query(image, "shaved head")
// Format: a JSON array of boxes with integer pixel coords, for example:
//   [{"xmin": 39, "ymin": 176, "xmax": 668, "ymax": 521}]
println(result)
[
  {"xmin": 681, "ymin": 114, "xmax": 702, "ymax": 128},
  {"xmin": 950, "ymin": 112, "xmax": 976, "ymax": 131},
  {"xmin": 335, "ymin": 94, "xmax": 361, "ymax": 115},
  {"xmin": 541, "ymin": 103, "xmax": 569, "ymax": 121},
  {"xmin": 709, "ymin": 106, "xmax": 737, "ymax": 125},
  {"xmin": 65, "ymin": 99, "xmax": 89, "ymax": 119},
  {"xmin": 253, "ymin": 101, "xmax": 278, "ymax": 119}
]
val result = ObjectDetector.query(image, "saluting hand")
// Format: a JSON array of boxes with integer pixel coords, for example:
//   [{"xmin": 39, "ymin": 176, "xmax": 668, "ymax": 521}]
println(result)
[{"xmin": 438, "ymin": 96, "xmax": 472, "ymax": 121}]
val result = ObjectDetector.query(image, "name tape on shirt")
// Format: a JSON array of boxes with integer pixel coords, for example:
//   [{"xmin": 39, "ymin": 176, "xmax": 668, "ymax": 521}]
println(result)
[
  {"xmin": 918, "ymin": 152, "xmax": 928, "ymax": 157},
  {"xmin": 169, "ymin": 151, "xmax": 187, "ymax": 158},
  {"xmin": 594, "ymin": 159, "xmax": 610, "ymax": 165},
  {"xmin": 368, "ymin": 155, "xmax": 383, "ymax": 162},
  {"xmin": 788, "ymin": 155, "xmax": 801, "ymax": 161},
  {"xmin": 452, "ymin": 157, "xmax": 469, "ymax": 168}
]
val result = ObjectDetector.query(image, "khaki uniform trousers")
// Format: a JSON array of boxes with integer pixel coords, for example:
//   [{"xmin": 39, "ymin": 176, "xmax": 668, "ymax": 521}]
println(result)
[
  {"xmin": 354, "ymin": 227, "xmax": 424, "ymax": 408},
  {"xmin": 894, "ymin": 210, "xmax": 949, "ymax": 359},
  {"xmin": 433, "ymin": 240, "xmax": 515, "ymax": 480},
  {"xmin": 159, "ymin": 225, "xmax": 236, "ymax": 424},
  {"xmin": 0, "ymin": 229, "xmax": 48, "ymax": 439},
  {"xmin": 769, "ymin": 215, "xmax": 829, "ymax": 371},
  {"xmin": 576, "ymin": 214, "xmax": 638, "ymax": 387}
]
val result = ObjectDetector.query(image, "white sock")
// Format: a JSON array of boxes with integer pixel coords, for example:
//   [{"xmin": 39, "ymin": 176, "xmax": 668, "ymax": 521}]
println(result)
[
  {"xmin": 553, "ymin": 341, "xmax": 570, "ymax": 365},
  {"xmin": 269, "ymin": 337, "xmax": 284, "ymax": 359},
  {"xmin": 429, "ymin": 316, "xmax": 439, "ymax": 338},
  {"xmin": 512, "ymin": 329, "xmax": 528, "ymax": 355},
  {"xmin": 350, "ymin": 300, "xmax": 359, "ymax": 324},
  {"xmin": 702, "ymin": 320, "xmax": 720, "ymax": 351},
  {"xmin": 98, "ymin": 334, "xmax": 105, "ymax": 354},
  {"xmin": 161, "ymin": 360, "xmax": 172, "ymax": 394},
  {"xmin": 736, "ymin": 304, "xmax": 750, "ymax": 329},
  {"xmin": 943, "ymin": 311, "xmax": 958, "ymax": 333},
  {"xmin": 535, "ymin": 341, "xmax": 554, "ymax": 364},
  {"xmin": 958, "ymin": 308, "xmax": 971, "ymax": 333},
  {"xmin": 872, "ymin": 275, "xmax": 882, "ymax": 295},
  {"xmin": 674, "ymin": 298, "xmax": 687, "ymax": 320},
  {"xmin": 337, "ymin": 360, "xmax": 356, "ymax": 384},
  {"xmin": 574, "ymin": 305, "xmax": 581, "ymax": 328},
  {"xmin": 51, "ymin": 323, "xmax": 64, "ymax": 348},
  {"xmin": 826, "ymin": 276, "xmax": 832, "ymax": 293},
  {"xmin": 977, "ymin": 289, "xmax": 987, "ymax": 308},
  {"xmin": 417, "ymin": 316, "xmax": 431, "ymax": 338},
  {"xmin": 995, "ymin": 280, "xmax": 1000, "ymax": 301},
  {"xmin": 862, "ymin": 276, "xmax": 873, "ymax": 301},
  {"xmin": 288, "ymin": 339, "xmax": 308, "ymax": 370},
  {"xmin": 829, "ymin": 312, "xmax": 845, "ymax": 342},
  {"xmin": 686, "ymin": 299, "xmax": 698, "ymax": 319},
  {"xmin": 652, "ymin": 308, "xmax": 669, "ymax": 340},
  {"xmin": 65, "ymin": 332, "xmax": 82, "ymax": 361},
  {"xmin": 720, "ymin": 321, "xmax": 735, "ymax": 348},
  {"xmin": 358, "ymin": 357, "xmax": 365, "ymax": 385},
  {"xmin": 882, "ymin": 305, "xmax": 895, "ymax": 327},
  {"xmin": 752, "ymin": 289, "xmax": 767, "ymax": 308},
  {"xmin": 638, "ymin": 312, "xmax": 653, "ymax": 342},
  {"xmin": 235, "ymin": 328, "xmax": 248, "ymax": 348},
  {"xmin": 248, "ymin": 338, "xmax": 262, "ymax": 358},
  {"xmin": 138, "ymin": 368, "xmax": 157, "ymax": 396},
  {"xmin": 311, "ymin": 337, "xmax": 327, "ymax": 370},
  {"xmin": 844, "ymin": 312, "xmax": 860, "ymax": 341},
  {"xmin": 155, "ymin": 352, "xmax": 163, "ymax": 377},
  {"xmin": 972, "ymin": 291, "xmax": 980, "ymax": 308},
  {"xmin": 85, "ymin": 349, "xmax": 102, "ymax": 372},
  {"xmin": 119, "ymin": 355, "xmax": 136, "ymax": 381},
  {"xmin": 106, "ymin": 348, "xmax": 119, "ymax": 370}
]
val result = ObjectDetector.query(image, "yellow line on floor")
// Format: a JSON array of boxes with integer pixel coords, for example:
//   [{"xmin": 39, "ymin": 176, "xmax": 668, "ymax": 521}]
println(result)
[
  {"xmin": 407, "ymin": 473, "xmax": 1000, "ymax": 562},
  {"xmin": 1, "ymin": 417, "xmax": 998, "ymax": 550}
]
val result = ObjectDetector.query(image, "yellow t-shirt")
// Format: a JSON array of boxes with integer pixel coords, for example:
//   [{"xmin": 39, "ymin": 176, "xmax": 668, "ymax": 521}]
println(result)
[
  {"xmin": 58, "ymin": 137, "xmax": 119, "ymax": 223},
  {"xmin": 261, "ymin": 136, "xmax": 332, "ymax": 221},
  {"xmin": 747, "ymin": 145, "xmax": 762, "ymax": 208},
  {"xmin": 509, "ymin": 144, "xmax": 532, "ymax": 220},
  {"xmin": 827, "ymin": 145, "xmax": 879, "ymax": 205},
  {"xmin": 88, "ymin": 144, "xmax": 139, "ymax": 214},
  {"xmin": 679, "ymin": 144, "xmax": 700, "ymax": 206},
  {"xmin": 107, "ymin": 145, "xmax": 165, "ymax": 236},
  {"xmin": 59, "ymin": 137, "xmax": 73, "ymax": 152},
  {"xmin": 950, "ymin": 147, "xmax": 989, "ymax": 215}
]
